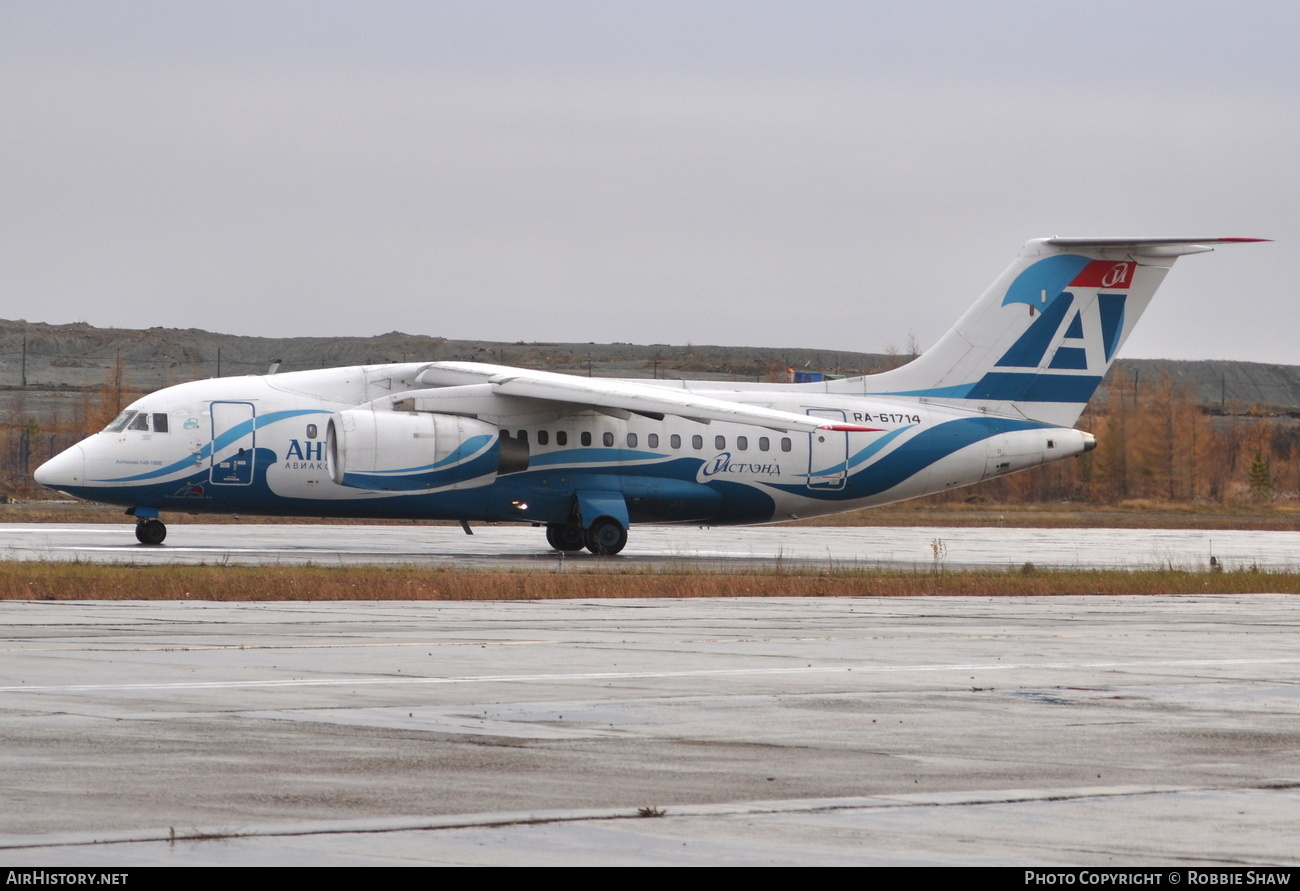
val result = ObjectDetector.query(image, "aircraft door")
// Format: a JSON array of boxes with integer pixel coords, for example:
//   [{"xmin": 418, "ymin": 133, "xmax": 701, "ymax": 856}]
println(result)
[
  {"xmin": 807, "ymin": 409, "xmax": 848, "ymax": 490},
  {"xmin": 209, "ymin": 401, "xmax": 256, "ymax": 486}
]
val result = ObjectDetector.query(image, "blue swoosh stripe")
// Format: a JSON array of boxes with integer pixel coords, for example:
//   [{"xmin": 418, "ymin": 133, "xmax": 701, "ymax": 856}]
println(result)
[
  {"xmin": 799, "ymin": 425, "xmax": 912, "ymax": 479},
  {"xmin": 771, "ymin": 416, "xmax": 1048, "ymax": 502},
  {"xmin": 877, "ymin": 373, "xmax": 1102, "ymax": 403},
  {"xmin": 529, "ymin": 448, "xmax": 667, "ymax": 467},
  {"xmin": 360, "ymin": 435, "xmax": 494, "ymax": 476},
  {"xmin": 93, "ymin": 409, "xmax": 330, "ymax": 482}
]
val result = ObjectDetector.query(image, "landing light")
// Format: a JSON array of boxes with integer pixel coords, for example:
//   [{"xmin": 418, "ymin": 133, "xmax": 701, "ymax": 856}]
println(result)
[{"xmin": 511, "ymin": 501, "xmax": 529, "ymax": 511}]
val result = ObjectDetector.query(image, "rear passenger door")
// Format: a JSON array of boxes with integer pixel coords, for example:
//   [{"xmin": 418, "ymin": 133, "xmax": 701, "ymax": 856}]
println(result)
[{"xmin": 806, "ymin": 409, "xmax": 848, "ymax": 490}]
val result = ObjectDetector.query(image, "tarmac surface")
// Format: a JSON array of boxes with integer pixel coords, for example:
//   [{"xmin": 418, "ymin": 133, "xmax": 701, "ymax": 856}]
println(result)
[
  {"xmin": 5, "ymin": 521, "xmax": 1300, "ymax": 570},
  {"xmin": 1, "ymin": 591, "xmax": 1299, "ymax": 865}
]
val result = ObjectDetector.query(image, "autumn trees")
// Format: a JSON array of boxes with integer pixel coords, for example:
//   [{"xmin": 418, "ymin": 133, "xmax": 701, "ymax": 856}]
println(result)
[{"xmin": 925, "ymin": 370, "xmax": 1295, "ymax": 507}]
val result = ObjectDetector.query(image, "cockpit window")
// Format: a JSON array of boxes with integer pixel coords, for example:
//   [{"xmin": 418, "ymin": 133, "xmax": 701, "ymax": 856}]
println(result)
[
  {"xmin": 105, "ymin": 411, "xmax": 136, "ymax": 433},
  {"xmin": 106, "ymin": 411, "xmax": 169, "ymax": 433}
]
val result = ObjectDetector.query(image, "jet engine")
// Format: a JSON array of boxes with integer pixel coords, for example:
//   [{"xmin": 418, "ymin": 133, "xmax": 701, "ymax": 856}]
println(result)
[{"xmin": 326, "ymin": 410, "xmax": 528, "ymax": 491}]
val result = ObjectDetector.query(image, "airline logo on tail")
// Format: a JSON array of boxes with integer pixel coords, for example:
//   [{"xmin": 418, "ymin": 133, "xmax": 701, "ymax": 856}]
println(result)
[
  {"xmin": 1073, "ymin": 260, "xmax": 1135, "ymax": 290},
  {"xmin": 995, "ymin": 256, "xmax": 1132, "ymax": 373}
]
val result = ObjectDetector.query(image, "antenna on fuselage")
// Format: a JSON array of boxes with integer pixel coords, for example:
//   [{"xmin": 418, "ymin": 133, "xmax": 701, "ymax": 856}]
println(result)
[{"xmin": 267, "ymin": 359, "xmax": 281, "ymax": 375}]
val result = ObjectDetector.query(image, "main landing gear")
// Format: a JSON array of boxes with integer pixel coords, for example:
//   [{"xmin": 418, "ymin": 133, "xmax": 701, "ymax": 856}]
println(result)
[
  {"xmin": 545, "ymin": 517, "xmax": 628, "ymax": 556},
  {"xmin": 545, "ymin": 522, "xmax": 585, "ymax": 552},
  {"xmin": 583, "ymin": 516, "xmax": 628, "ymax": 556},
  {"xmin": 135, "ymin": 518, "xmax": 167, "ymax": 545}
]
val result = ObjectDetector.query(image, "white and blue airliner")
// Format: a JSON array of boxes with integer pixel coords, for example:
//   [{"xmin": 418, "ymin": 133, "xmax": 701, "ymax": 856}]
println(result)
[{"xmin": 34, "ymin": 237, "xmax": 1262, "ymax": 553}]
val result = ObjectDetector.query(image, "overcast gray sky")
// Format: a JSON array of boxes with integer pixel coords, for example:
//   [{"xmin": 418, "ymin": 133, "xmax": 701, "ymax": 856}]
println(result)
[{"xmin": 2, "ymin": 1, "xmax": 1295, "ymax": 363}]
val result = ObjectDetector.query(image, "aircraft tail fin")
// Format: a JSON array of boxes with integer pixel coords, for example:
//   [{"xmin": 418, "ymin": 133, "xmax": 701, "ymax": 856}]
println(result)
[{"xmin": 846, "ymin": 237, "xmax": 1265, "ymax": 426}]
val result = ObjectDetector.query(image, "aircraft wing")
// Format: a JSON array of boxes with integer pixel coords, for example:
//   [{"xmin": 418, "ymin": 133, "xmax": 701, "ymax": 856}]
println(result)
[{"xmin": 413, "ymin": 361, "xmax": 879, "ymax": 433}]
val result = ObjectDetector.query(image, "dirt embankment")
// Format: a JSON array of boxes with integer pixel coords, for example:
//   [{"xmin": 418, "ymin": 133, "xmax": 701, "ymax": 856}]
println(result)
[{"xmin": 6, "ymin": 317, "xmax": 1300, "ymax": 415}]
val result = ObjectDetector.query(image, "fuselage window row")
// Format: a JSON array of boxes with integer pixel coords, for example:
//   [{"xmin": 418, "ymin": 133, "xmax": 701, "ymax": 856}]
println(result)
[
  {"xmin": 103, "ymin": 412, "xmax": 792, "ymax": 454},
  {"xmin": 506, "ymin": 428, "xmax": 792, "ymax": 453}
]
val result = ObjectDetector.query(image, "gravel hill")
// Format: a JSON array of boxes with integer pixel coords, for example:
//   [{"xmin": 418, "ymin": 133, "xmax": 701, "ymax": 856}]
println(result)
[{"xmin": 3, "ymin": 317, "xmax": 1297, "ymax": 419}]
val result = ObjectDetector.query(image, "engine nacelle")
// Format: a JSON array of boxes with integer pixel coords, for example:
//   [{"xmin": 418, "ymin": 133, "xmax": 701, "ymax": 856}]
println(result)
[
  {"xmin": 326, "ymin": 410, "xmax": 527, "ymax": 491},
  {"xmin": 981, "ymin": 427, "xmax": 1095, "ymax": 480}
]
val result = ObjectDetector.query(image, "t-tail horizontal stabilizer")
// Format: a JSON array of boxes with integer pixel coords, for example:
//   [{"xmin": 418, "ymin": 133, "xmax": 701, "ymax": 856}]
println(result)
[{"xmin": 856, "ymin": 237, "xmax": 1268, "ymax": 427}]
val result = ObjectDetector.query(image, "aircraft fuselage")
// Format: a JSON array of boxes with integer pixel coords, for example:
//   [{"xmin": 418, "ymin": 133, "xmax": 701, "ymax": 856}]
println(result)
[{"xmin": 37, "ymin": 363, "xmax": 1091, "ymax": 530}]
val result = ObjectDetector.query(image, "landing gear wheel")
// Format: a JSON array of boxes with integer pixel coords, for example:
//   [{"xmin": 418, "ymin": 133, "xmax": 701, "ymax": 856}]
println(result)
[
  {"xmin": 135, "ymin": 519, "xmax": 167, "ymax": 545},
  {"xmin": 583, "ymin": 516, "xmax": 627, "ymax": 556},
  {"xmin": 546, "ymin": 523, "xmax": 586, "ymax": 552}
]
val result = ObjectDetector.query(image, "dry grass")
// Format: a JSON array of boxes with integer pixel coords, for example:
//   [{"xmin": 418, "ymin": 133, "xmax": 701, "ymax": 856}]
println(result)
[
  {"xmin": 786, "ymin": 501, "xmax": 1300, "ymax": 531},
  {"xmin": 2, "ymin": 562, "xmax": 1298, "ymax": 601}
]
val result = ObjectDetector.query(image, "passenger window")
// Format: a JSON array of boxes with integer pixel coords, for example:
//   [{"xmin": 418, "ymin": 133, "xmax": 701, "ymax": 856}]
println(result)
[
  {"xmin": 128, "ymin": 413, "xmax": 150, "ymax": 432},
  {"xmin": 670, "ymin": 434, "xmax": 681, "ymax": 449},
  {"xmin": 603, "ymin": 431, "xmax": 614, "ymax": 447},
  {"xmin": 715, "ymin": 435, "xmax": 726, "ymax": 450},
  {"xmin": 581, "ymin": 432, "xmax": 592, "ymax": 446},
  {"xmin": 759, "ymin": 437, "xmax": 769, "ymax": 451},
  {"xmin": 516, "ymin": 430, "xmax": 528, "ymax": 443},
  {"xmin": 557, "ymin": 431, "xmax": 568, "ymax": 446},
  {"xmin": 647, "ymin": 433, "xmax": 658, "ymax": 448},
  {"xmin": 736, "ymin": 436, "xmax": 748, "ymax": 451},
  {"xmin": 781, "ymin": 437, "xmax": 792, "ymax": 452},
  {"xmin": 306, "ymin": 424, "xmax": 317, "ymax": 439},
  {"xmin": 153, "ymin": 413, "xmax": 169, "ymax": 433},
  {"xmin": 692, "ymin": 435, "xmax": 703, "ymax": 450},
  {"xmin": 627, "ymin": 432, "xmax": 637, "ymax": 447},
  {"xmin": 537, "ymin": 430, "xmax": 549, "ymax": 446}
]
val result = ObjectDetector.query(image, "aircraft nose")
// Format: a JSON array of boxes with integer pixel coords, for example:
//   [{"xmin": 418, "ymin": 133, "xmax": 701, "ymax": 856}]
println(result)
[{"xmin": 34, "ymin": 444, "xmax": 87, "ymax": 490}]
